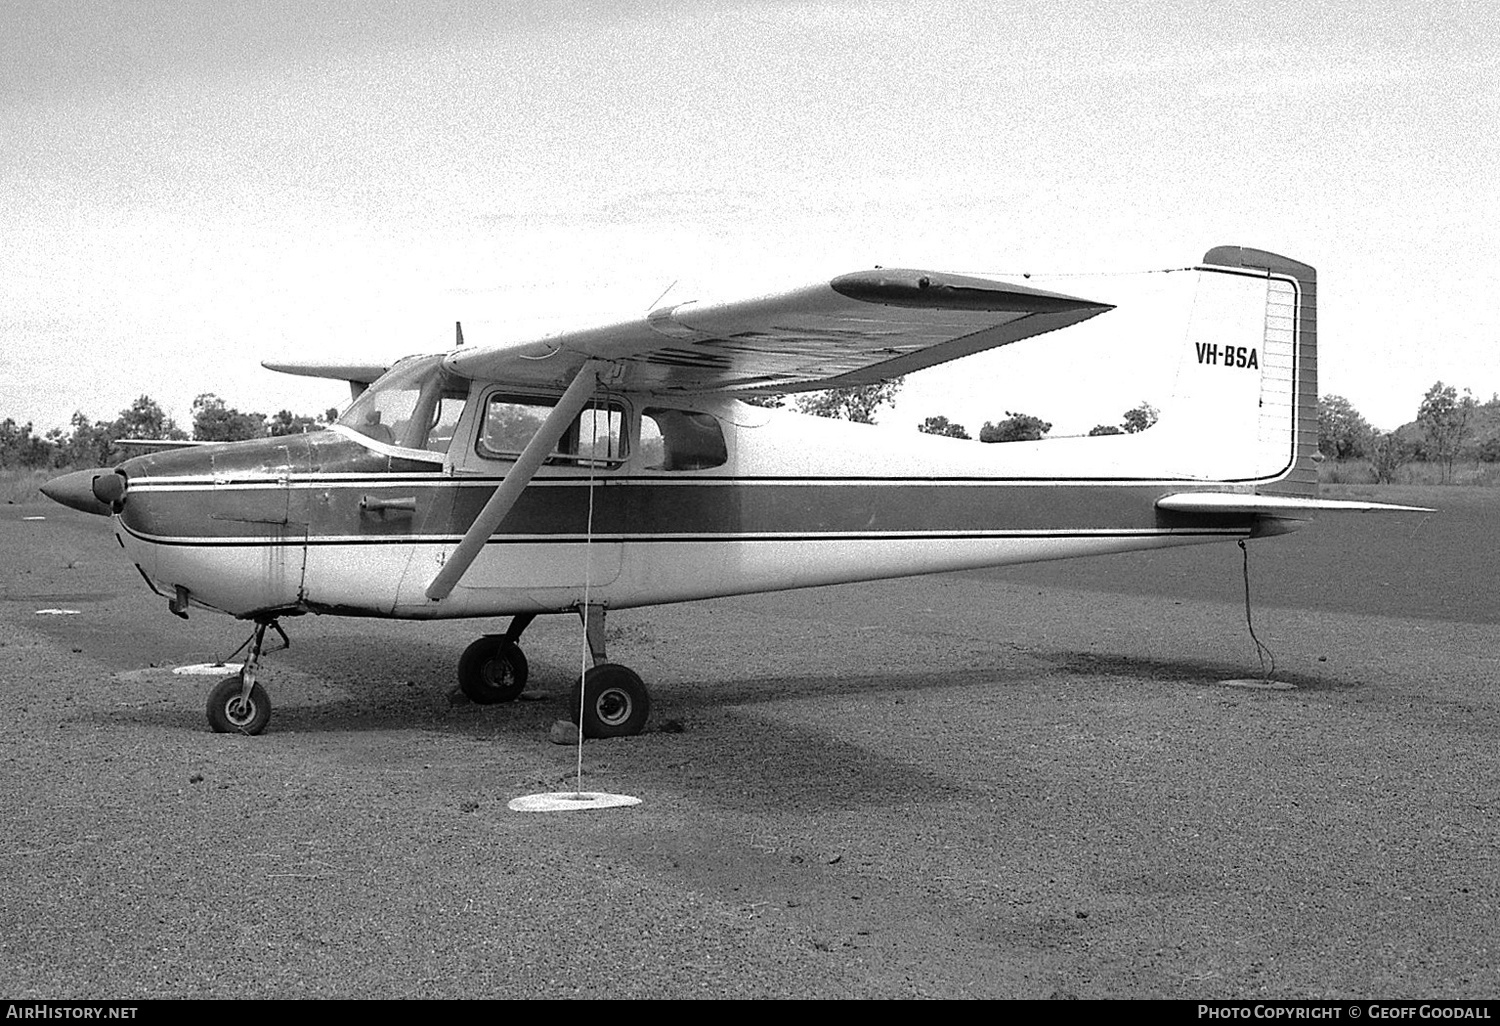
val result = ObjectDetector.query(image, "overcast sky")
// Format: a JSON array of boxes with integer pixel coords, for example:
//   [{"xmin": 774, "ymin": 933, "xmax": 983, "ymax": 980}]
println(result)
[{"xmin": 2, "ymin": 0, "xmax": 1496, "ymax": 437}]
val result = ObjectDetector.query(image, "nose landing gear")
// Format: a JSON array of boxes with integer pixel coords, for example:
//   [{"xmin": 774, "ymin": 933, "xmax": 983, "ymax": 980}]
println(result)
[{"xmin": 206, "ymin": 619, "xmax": 288, "ymax": 735}]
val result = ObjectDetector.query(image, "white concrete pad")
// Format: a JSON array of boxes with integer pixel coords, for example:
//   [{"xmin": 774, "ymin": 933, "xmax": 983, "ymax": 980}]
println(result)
[
  {"xmin": 508, "ymin": 792, "xmax": 642, "ymax": 813},
  {"xmin": 172, "ymin": 663, "xmax": 243, "ymax": 676}
]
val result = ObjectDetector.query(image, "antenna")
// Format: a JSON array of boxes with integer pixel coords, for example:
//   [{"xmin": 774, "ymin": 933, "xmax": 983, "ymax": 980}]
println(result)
[
  {"xmin": 647, "ymin": 280, "xmax": 679, "ymax": 312},
  {"xmin": 455, "ymin": 321, "xmax": 465, "ymax": 346}
]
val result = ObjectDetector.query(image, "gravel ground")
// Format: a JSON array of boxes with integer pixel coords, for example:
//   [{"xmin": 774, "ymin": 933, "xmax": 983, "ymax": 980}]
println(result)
[{"xmin": 1, "ymin": 497, "xmax": 1497, "ymax": 999}]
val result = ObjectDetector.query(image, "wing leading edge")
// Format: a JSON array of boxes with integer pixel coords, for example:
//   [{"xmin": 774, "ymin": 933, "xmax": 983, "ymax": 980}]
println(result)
[{"xmin": 442, "ymin": 269, "xmax": 1114, "ymax": 394}]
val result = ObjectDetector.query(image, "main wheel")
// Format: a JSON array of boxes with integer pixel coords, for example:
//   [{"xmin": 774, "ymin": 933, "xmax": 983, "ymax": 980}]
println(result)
[
  {"xmin": 206, "ymin": 674, "xmax": 271, "ymax": 735},
  {"xmin": 570, "ymin": 663, "xmax": 650, "ymax": 739},
  {"xmin": 457, "ymin": 636, "xmax": 529, "ymax": 704}
]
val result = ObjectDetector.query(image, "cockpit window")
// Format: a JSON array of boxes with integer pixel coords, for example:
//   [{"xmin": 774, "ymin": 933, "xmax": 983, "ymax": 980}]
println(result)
[
  {"xmin": 640, "ymin": 408, "xmax": 727, "ymax": 470},
  {"xmin": 479, "ymin": 394, "xmax": 626, "ymax": 467},
  {"xmin": 339, "ymin": 355, "xmax": 471, "ymax": 454}
]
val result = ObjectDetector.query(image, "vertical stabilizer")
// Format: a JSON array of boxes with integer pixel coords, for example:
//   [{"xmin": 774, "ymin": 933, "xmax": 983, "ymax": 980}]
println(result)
[
  {"xmin": 1200, "ymin": 247, "xmax": 1318, "ymax": 498},
  {"xmin": 1157, "ymin": 247, "xmax": 1318, "ymax": 496}
]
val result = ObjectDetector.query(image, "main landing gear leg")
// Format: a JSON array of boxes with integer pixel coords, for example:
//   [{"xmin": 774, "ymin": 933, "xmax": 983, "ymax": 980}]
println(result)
[
  {"xmin": 572, "ymin": 604, "xmax": 651, "ymax": 739},
  {"xmin": 206, "ymin": 618, "xmax": 287, "ymax": 735},
  {"xmin": 457, "ymin": 614, "xmax": 533, "ymax": 705}
]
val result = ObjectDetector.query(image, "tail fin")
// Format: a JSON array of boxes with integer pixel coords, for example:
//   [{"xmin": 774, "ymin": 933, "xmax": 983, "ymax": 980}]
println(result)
[{"xmin": 1156, "ymin": 246, "xmax": 1318, "ymax": 496}]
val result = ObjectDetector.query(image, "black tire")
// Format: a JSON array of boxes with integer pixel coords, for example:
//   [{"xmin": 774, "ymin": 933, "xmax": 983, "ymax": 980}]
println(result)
[
  {"xmin": 570, "ymin": 663, "xmax": 650, "ymax": 738},
  {"xmin": 206, "ymin": 674, "xmax": 271, "ymax": 735},
  {"xmin": 457, "ymin": 636, "xmax": 529, "ymax": 704}
]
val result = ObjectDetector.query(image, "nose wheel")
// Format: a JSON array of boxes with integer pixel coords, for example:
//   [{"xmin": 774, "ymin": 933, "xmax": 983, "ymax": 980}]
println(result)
[
  {"xmin": 207, "ymin": 674, "xmax": 271, "ymax": 734},
  {"xmin": 205, "ymin": 618, "xmax": 287, "ymax": 735}
]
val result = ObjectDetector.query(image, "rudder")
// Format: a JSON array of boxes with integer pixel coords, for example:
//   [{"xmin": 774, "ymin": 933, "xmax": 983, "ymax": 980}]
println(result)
[{"xmin": 1202, "ymin": 246, "xmax": 1318, "ymax": 498}]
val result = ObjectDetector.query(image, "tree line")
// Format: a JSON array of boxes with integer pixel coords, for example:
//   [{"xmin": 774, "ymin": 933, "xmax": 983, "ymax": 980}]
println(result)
[
  {"xmin": 764, "ymin": 376, "xmax": 1500, "ymax": 491},
  {"xmin": 1319, "ymin": 382, "xmax": 1498, "ymax": 484},
  {"xmin": 0, "ymin": 395, "xmax": 337, "ymax": 470},
  {"xmin": 756, "ymin": 379, "xmax": 1161, "ymax": 444},
  {"xmin": 916, "ymin": 401, "xmax": 1157, "ymax": 443}
]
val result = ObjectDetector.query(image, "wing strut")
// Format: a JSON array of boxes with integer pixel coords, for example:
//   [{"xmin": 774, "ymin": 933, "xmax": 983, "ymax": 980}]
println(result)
[{"xmin": 425, "ymin": 360, "xmax": 609, "ymax": 602}]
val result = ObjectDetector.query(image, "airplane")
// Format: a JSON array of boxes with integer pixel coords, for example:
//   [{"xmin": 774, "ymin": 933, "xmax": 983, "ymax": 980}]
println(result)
[{"xmin": 40, "ymin": 245, "xmax": 1426, "ymax": 739}]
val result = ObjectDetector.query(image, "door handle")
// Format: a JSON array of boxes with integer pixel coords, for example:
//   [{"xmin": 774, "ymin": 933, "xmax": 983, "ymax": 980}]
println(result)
[{"xmin": 360, "ymin": 496, "xmax": 416, "ymax": 515}]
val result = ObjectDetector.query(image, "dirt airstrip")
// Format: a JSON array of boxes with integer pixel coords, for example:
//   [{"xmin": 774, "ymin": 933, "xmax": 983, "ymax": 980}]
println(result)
[{"xmin": 1, "ymin": 490, "xmax": 1497, "ymax": 999}]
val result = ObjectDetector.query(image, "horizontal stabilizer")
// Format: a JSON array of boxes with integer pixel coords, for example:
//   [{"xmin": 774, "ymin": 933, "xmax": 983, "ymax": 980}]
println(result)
[
  {"xmin": 262, "ymin": 359, "xmax": 390, "ymax": 400},
  {"xmin": 114, "ymin": 438, "xmax": 207, "ymax": 451},
  {"xmin": 261, "ymin": 360, "xmax": 389, "ymax": 384},
  {"xmin": 1157, "ymin": 492, "xmax": 1434, "ymax": 515}
]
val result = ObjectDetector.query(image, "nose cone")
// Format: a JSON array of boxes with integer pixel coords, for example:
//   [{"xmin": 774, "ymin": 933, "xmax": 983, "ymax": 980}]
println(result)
[{"xmin": 40, "ymin": 468, "xmax": 120, "ymax": 516}]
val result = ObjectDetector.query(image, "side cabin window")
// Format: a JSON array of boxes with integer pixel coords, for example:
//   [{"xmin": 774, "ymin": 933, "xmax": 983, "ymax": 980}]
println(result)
[
  {"xmin": 639, "ymin": 407, "xmax": 727, "ymax": 471},
  {"xmin": 339, "ymin": 355, "xmax": 470, "ymax": 455},
  {"xmin": 479, "ymin": 394, "xmax": 626, "ymax": 468}
]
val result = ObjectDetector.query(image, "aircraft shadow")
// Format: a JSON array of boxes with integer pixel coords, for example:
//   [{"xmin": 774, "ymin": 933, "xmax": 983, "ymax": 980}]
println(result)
[
  {"xmin": 73, "ymin": 643, "xmax": 1364, "ymax": 815},
  {"xmin": 1040, "ymin": 650, "xmax": 1349, "ymax": 692},
  {"xmin": 83, "ymin": 641, "xmax": 1352, "ymax": 736}
]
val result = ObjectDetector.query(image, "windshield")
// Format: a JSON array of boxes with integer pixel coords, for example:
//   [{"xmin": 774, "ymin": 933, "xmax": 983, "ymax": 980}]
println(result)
[{"xmin": 339, "ymin": 355, "xmax": 471, "ymax": 454}]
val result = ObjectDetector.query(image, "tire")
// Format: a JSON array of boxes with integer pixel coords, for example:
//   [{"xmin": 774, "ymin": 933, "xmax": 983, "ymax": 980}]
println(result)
[
  {"xmin": 570, "ymin": 663, "xmax": 650, "ymax": 738},
  {"xmin": 206, "ymin": 674, "xmax": 271, "ymax": 735},
  {"xmin": 457, "ymin": 636, "xmax": 529, "ymax": 704}
]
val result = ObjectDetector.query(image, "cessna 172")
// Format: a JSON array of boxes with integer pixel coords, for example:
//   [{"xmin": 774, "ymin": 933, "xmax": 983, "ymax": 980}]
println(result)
[{"xmin": 41, "ymin": 246, "xmax": 1421, "ymax": 739}]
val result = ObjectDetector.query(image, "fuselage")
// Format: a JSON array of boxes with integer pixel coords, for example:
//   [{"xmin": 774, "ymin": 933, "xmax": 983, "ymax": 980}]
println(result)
[{"xmin": 104, "ymin": 397, "xmax": 1272, "ymax": 621}]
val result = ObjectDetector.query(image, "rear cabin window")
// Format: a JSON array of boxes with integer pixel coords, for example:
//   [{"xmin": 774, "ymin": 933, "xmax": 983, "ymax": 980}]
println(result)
[
  {"xmin": 640, "ymin": 408, "xmax": 727, "ymax": 471},
  {"xmin": 479, "ymin": 395, "xmax": 625, "ymax": 468}
]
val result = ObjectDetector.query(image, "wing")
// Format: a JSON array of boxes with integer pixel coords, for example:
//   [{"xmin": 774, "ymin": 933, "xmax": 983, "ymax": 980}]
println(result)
[{"xmin": 443, "ymin": 269, "xmax": 1113, "ymax": 394}]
